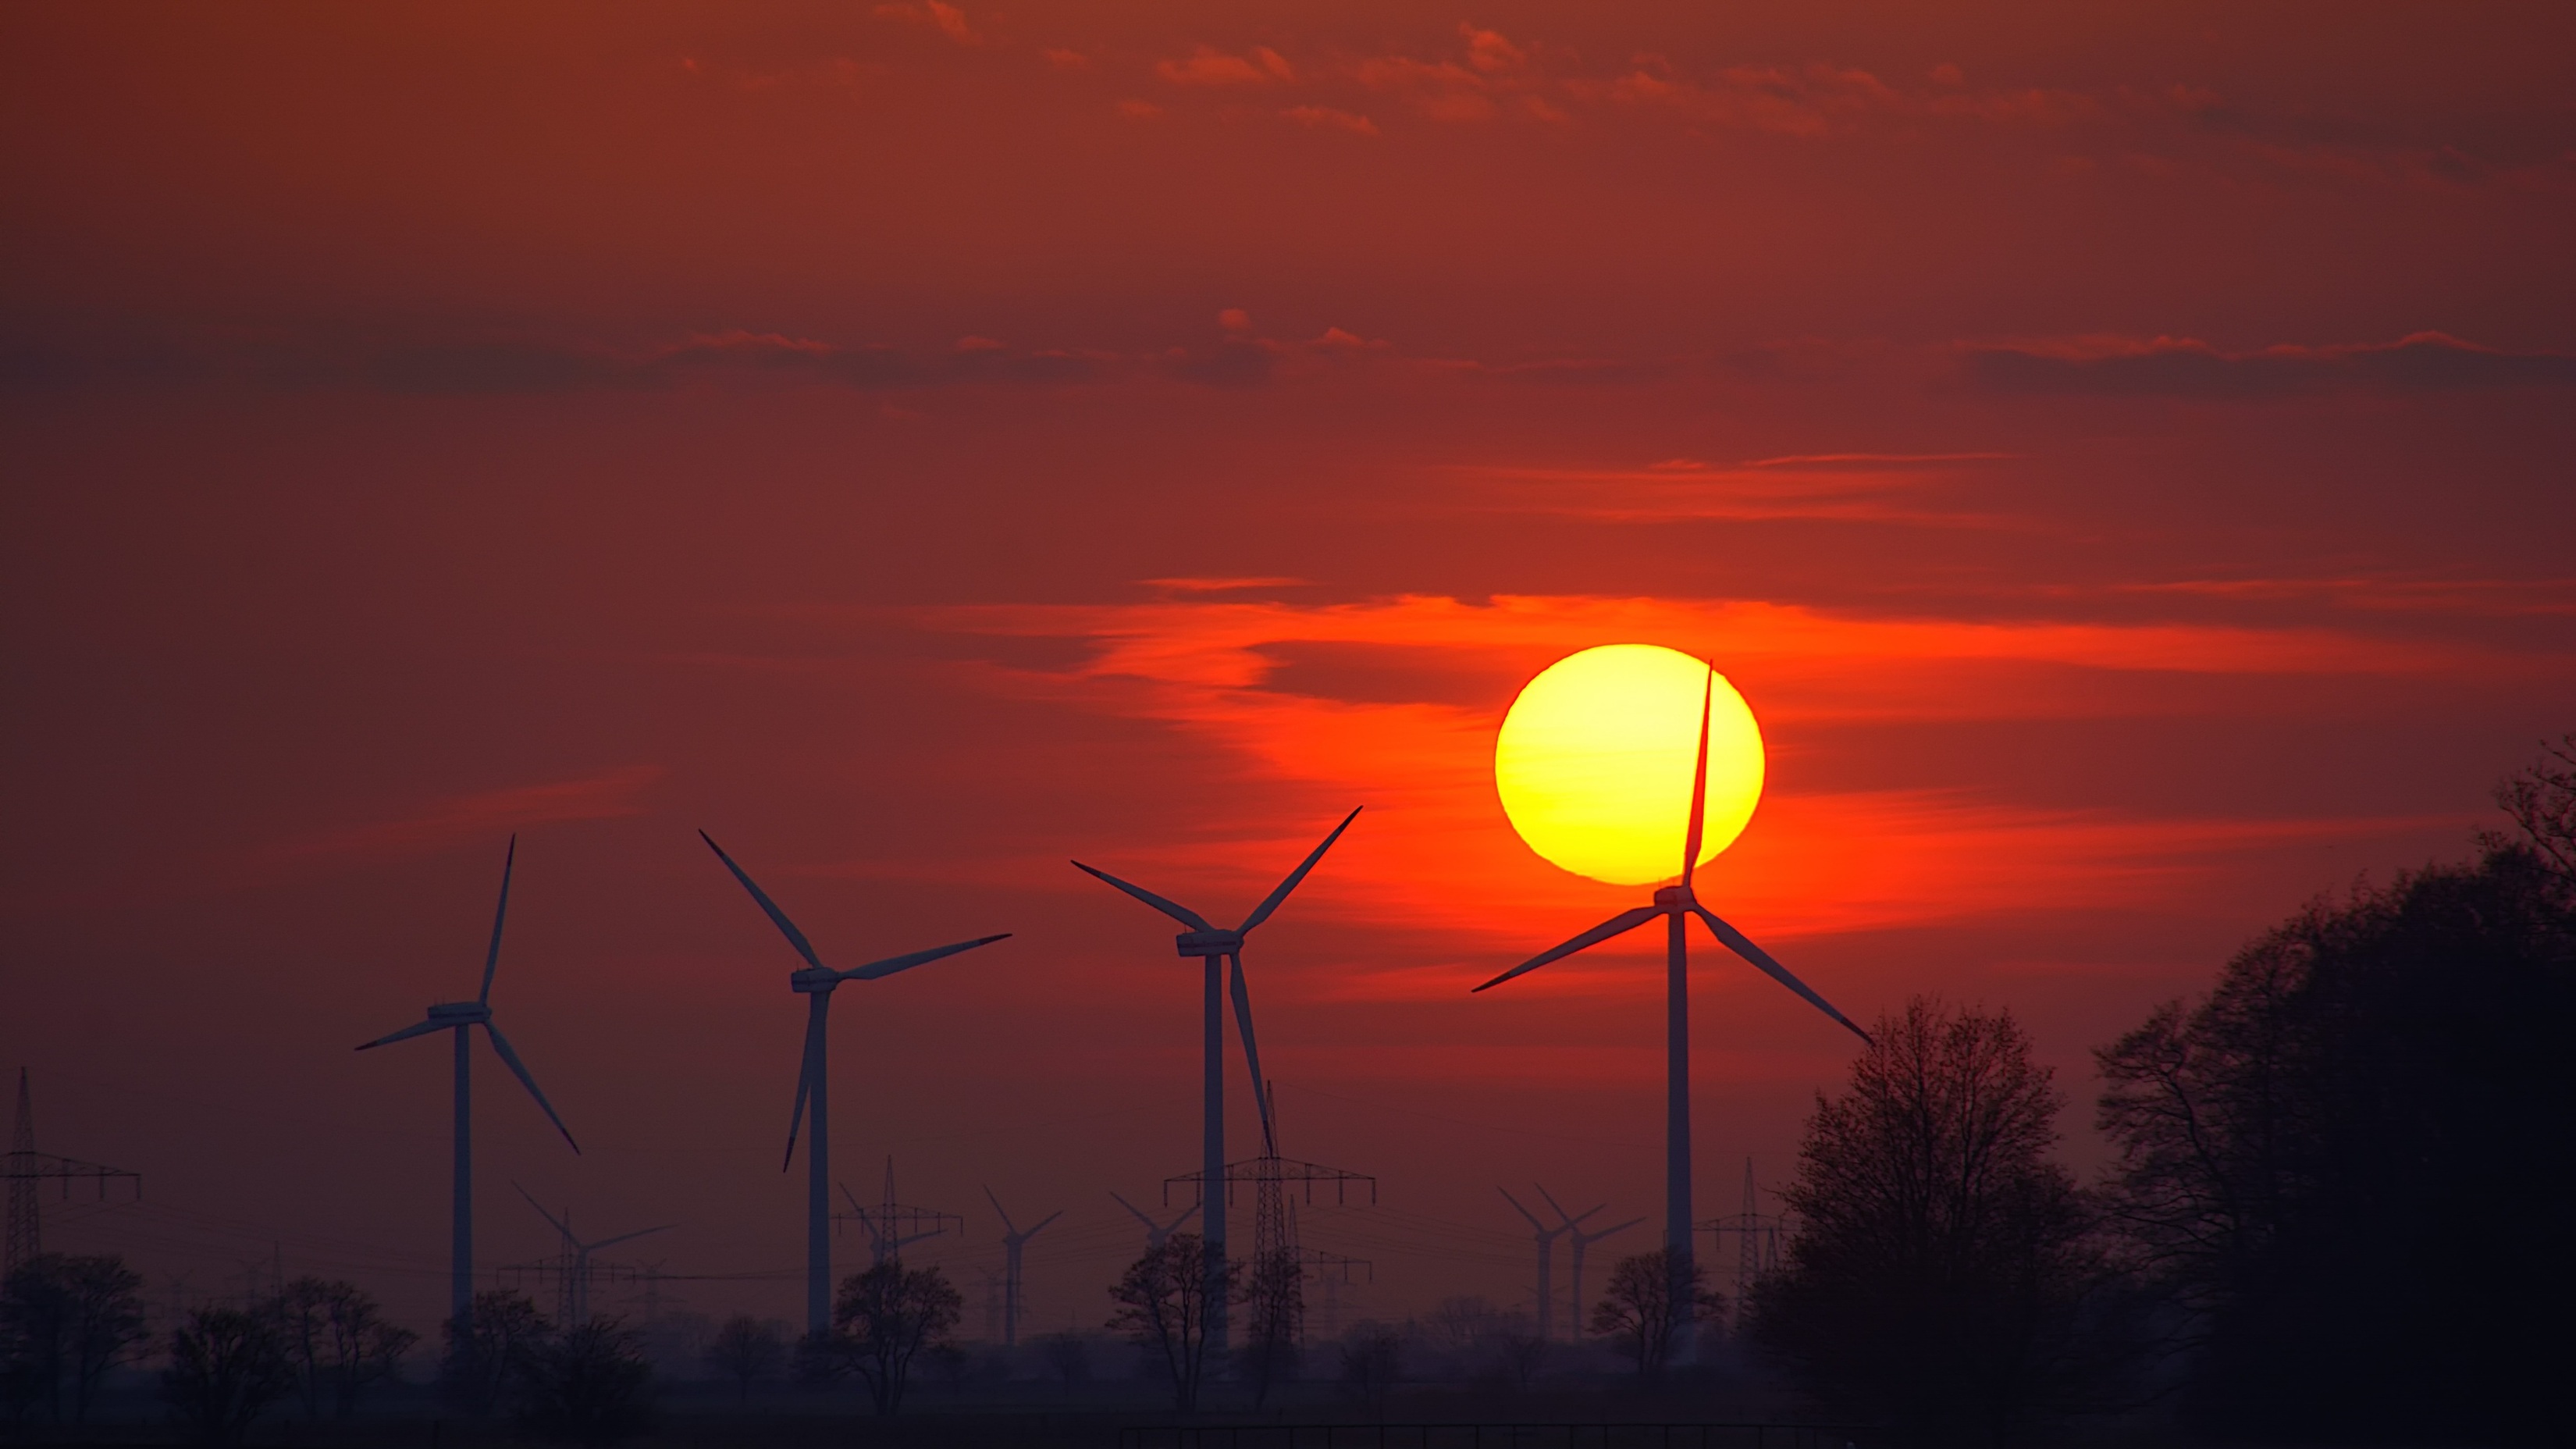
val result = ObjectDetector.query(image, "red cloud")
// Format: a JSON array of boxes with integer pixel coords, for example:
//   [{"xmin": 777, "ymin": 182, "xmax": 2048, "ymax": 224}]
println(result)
[{"xmin": 1157, "ymin": 44, "xmax": 1294, "ymax": 86}]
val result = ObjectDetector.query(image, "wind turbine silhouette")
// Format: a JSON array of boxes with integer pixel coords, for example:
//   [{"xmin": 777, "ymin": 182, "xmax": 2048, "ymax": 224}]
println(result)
[
  {"xmin": 1535, "ymin": 1184, "xmax": 1642, "ymax": 1342},
  {"xmin": 1073, "ymin": 806, "xmax": 1361, "ymax": 1361},
  {"xmin": 514, "ymin": 1184, "xmax": 671, "ymax": 1326},
  {"xmin": 1475, "ymin": 667, "xmax": 1868, "ymax": 1361},
  {"xmin": 699, "ymin": 831, "xmax": 1010, "ymax": 1337},
  {"xmin": 356, "ymin": 837, "xmax": 579, "ymax": 1324},
  {"xmin": 1110, "ymin": 1191, "xmax": 1199, "ymax": 1252},
  {"xmin": 1499, "ymin": 1188, "xmax": 1570, "ymax": 1343},
  {"xmin": 984, "ymin": 1187, "xmax": 1062, "ymax": 1348}
]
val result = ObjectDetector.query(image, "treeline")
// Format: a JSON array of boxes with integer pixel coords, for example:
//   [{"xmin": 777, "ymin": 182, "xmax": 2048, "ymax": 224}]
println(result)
[{"xmin": 1742, "ymin": 736, "xmax": 2576, "ymax": 1446}]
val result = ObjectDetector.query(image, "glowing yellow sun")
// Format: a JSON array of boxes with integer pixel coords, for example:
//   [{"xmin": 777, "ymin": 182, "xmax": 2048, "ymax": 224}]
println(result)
[{"xmin": 1494, "ymin": 643, "xmax": 1766, "ymax": 886}]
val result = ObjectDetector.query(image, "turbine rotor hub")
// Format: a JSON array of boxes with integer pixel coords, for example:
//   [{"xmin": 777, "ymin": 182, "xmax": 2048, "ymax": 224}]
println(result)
[
  {"xmin": 1174, "ymin": 928, "xmax": 1244, "ymax": 957},
  {"xmin": 1652, "ymin": 885, "xmax": 1696, "ymax": 909},
  {"xmin": 426, "ymin": 1002, "xmax": 491, "ymax": 1024},
  {"xmin": 789, "ymin": 967, "xmax": 839, "ymax": 993}
]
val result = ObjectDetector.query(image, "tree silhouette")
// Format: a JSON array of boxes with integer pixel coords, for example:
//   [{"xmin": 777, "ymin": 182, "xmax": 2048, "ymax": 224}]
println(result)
[
  {"xmin": 272, "ymin": 1277, "xmax": 415, "ymax": 1419},
  {"xmin": 701, "ymin": 1314, "xmax": 785, "ymax": 1404},
  {"xmin": 1751, "ymin": 999, "xmax": 2125, "ymax": 1444},
  {"xmin": 439, "ymin": 1290, "xmax": 551, "ymax": 1417},
  {"xmin": 1108, "ymin": 1234, "xmax": 1235, "ymax": 1412},
  {"xmin": 833, "ymin": 1258, "xmax": 961, "ymax": 1416},
  {"xmin": 1589, "ymin": 1250, "xmax": 1715, "ymax": 1386},
  {"xmin": 513, "ymin": 1318, "xmax": 656, "ymax": 1448},
  {"xmin": 161, "ymin": 1306, "xmax": 294, "ymax": 1446},
  {"xmin": 0, "ymin": 1254, "xmax": 149, "ymax": 1423}
]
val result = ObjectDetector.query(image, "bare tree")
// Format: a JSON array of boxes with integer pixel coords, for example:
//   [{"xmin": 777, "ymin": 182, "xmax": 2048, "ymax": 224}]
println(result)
[
  {"xmin": 834, "ymin": 1258, "xmax": 962, "ymax": 1416},
  {"xmin": 1336, "ymin": 1321, "xmax": 1403, "ymax": 1415},
  {"xmin": 1236, "ymin": 1245, "xmax": 1302, "ymax": 1405},
  {"xmin": 1108, "ymin": 1234, "xmax": 1235, "ymax": 1412},
  {"xmin": 2495, "ymin": 731, "xmax": 2576, "ymax": 881},
  {"xmin": 702, "ymin": 1314, "xmax": 785, "ymax": 1404},
  {"xmin": 439, "ymin": 1290, "xmax": 551, "ymax": 1417},
  {"xmin": 514, "ymin": 1317, "xmax": 656, "ymax": 1449},
  {"xmin": 269, "ymin": 1277, "xmax": 415, "ymax": 1419},
  {"xmin": 1037, "ymin": 1330, "xmax": 1089, "ymax": 1386},
  {"xmin": 162, "ymin": 1306, "xmax": 295, "ymax": 1446},
  {"xmin": 1590, "ymin": 1249, "xmax": 1716, "ymax": 1386},
  {"xmin": 0, "ymin": 1254, "xmax": 150, "ymax": 1423}
]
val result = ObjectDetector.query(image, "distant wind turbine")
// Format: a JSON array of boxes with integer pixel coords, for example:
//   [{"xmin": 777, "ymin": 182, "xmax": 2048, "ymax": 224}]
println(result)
[
  {"xmin": 1535, "ymin": 1183, "xmax": 1642, "ymax": 1342},
  {"xmin": 514, "ymin": 1184, "xmax": 671, "ymax": 1326},
  {"xmin": 357, "ymin": 837, "xmax": 579, "ymax": 1324},
  {"xmin": 1499, "ymin": 1187, "xmax": 1570, "ymax": 1343},
  {"xmin": 699, "ymin": 831, "xmax": 1010, "ymax": 1337},
  {"xmin": 1073, "ymin": 806, "xmax": 1361, "ymax": 1361},
  {"xmin": 1110, "ymin": 1191, "xmax": 1199, "ymax": 1253},
  {"xmin": 984, "ymin": 1187, "xmax": 1062, "ymax": 1348},
  {"xmin": 1475, "ymin": 667, "xmax": 1868, "ymax": 1361}
]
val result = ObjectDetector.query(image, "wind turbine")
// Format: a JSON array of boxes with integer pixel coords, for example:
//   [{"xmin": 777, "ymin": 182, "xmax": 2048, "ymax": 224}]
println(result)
[
  {"xmin": 984, "ymin": 1187, "xmax": 1062, "ymax": 1348},
  {"xmin": 514, "ymin": 1184, "xmax": 671, "ymax": 1326},
  {"xmin": 1499, "ymin": 1188, "xmax": 1570, "ymax": 1343},
  {"xmin": 1110, "ymin": 1191, "xmax": 1199, "ymax": 1253},
  {"xmin": 699, "ymin": 831, "xmax": 1009, "ymax": 1337},
  {"xmin": 1073, "ymin": 806, "xmax": 1361, "ymax": 1361},
  {"xmin": 1535, "ymin": 1184, "xmax": 1642, "ymax": 1342},
  {"xmin": 356, "ymin": 837, "xmax": 579, "ymax": 1323},
  {"xmin": 1475, "ymin": 668, "xmax": 1868, "ymax": 1360}
]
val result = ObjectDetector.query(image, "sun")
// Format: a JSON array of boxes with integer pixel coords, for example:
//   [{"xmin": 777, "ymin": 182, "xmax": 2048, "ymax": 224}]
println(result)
[{"xmin": 1494, "ymin": 643, "xmax": 1766, "ymax": 886}]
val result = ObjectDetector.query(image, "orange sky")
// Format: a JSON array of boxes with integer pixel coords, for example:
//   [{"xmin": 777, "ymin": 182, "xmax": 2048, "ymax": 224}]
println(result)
[{"xmin": 5, "ymin": 1, "xmax": 2573, "ymax": 1336}]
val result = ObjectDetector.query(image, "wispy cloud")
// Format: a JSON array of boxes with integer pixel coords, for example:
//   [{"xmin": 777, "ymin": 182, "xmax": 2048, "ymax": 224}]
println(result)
[
  {"xmin": 1963, "ymin": 332, "xmax": 2576, "ymax": 398},
  {"xmin": 252, "ymin": 767, "xmax": 666, "ymax": 867}
]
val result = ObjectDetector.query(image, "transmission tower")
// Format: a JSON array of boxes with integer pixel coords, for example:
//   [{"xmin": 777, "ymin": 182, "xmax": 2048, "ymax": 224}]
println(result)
[
  {"xmin": 836, "ymin": 1159, "xmax": 964, "ymax": 1267},
  {"xmin": 1695, "ymin": 1159, "xmax": 1784, "ymax": 1326},
  {"xmin": 1164, "ymin": 1084, "xmax": 1372, "ymax": 1372},
  {"xmin": 5, "ymin": 1069, "xmax": 142, "ymax": 1279}
]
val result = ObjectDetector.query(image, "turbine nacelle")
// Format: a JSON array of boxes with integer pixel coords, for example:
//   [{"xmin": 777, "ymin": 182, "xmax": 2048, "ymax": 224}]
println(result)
[
  {"xmin": 425, "ymin": 1002, "xmax": 493, "ymax": 1025},
  {"xmin": 1651, "ymin": 884, "xmax": 1696, "ymax": 910},
  {"xmin": 1175, "ymin": 928, "xmax": 1245, "ymax": 958},
  {"xmin": 789, "ymin": 967, "xmax": 841, "ymax": 994}
]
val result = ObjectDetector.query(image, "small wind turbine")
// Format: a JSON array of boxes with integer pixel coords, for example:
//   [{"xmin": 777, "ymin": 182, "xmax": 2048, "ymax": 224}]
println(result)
[
  {"xmin": 1110, "ymin": 1191, "xmax": 1199, "ymax": 1252},
  {"xmin": 984, "ymin": 1187, "xmax": 1062, "ymax": 1348},
  {"xmin": 1499, "ymin": 1188, "xmax": 1570, "ymax": 1343},
  {"xmin": 699, "ymin": 831, "xmax": 1009, "ymax": 1337},
  {"xmin": 514, "ymin": 1184, "xmax": 671, "ymax": 1326},
  {"xmin": 1475, "ymin": 667, "xmax": 1868, "ymax": 1360},
  {"xmin": 1535, "ymin": 1184, "xmax": 1642, "ymax": 1342},
  {"xmin": 357, "ymin": 837, "xmax": 579, "ymax": 1324},
  {"xmin": 1073, "ymin": 806, "xmax": 1361, "ymax": 1360}
]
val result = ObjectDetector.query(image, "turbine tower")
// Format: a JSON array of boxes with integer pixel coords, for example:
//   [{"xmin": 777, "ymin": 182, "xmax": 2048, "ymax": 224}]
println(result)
[
  {"xmin": 514, "ymin": 1184, "xmax": 671, "ymax": 1326},
  {"xmin": 1074, "ymin": 806, "xmax": 1361, "ymax": 1362},
  {"xmin": 1498, "ymin": 1188, "xmax": 1569, "ymax": 1343},
  {"xmin": 1110, "ymin": 1191, "xmax": 1198, "ymax": 1252},
  {"xmin": 1536, "ymin": 1184, "xmax": 1642, "ymax": 1342},
  {"xmin": 357, "ymin": 838, "xmax": 580, "ymax": 1323},
  {"xmin": 699, "ymin": 831, "xmax": 1009, "ymax": 1337},
  {"xmin": 983, "ymin": 1187, "xmax": 1062, "ymax": 1348},
  {"xmin": 1475, "ymin": 668, "xmax": 1868, "ymax": 1361}
]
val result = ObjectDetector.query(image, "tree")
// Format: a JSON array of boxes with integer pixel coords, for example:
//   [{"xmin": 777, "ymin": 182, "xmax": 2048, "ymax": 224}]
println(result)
[
  {"xmin": 2097, "ymin": 816, "xmax": 2576, "ymax": 1443},
  {"xmin": 2494, "ymin": 731, "xmax": 2576, "ymax": 881},
  {"xmin": 514, "ymin": 1318, "xmax": 656, "ymax": 1449},
  {"xmin": 271, "ymin": 1277, "xmax": 415, "ymax": 1419},
  {"xmin": 1589, "ymin": 1249, "xmax": 1716, "ymax": 1386},
  {"xmin": 1108, "ymin": 1234, "xmax": 1236, "ymax": 1412},
  {"xmin": 0, "ymin": 1253, "xmax": 151, "ymax": 1423},
  {"xmin": 1335, "ymin": 1321, "xmax": 1402, "ymax": 1415},
  {"xmin": 1235, "ymin": 1246, "xmax": 1302, "ymax": 1405},
  {"xmin": 162, "ymin": 1306, "xmax": 295, "ymax": 1446},
  {"xmin": 1751, "ymin": 999, "xmax": 2125, "ymax": 1445},
  {"xmin": 1037, "ymin": 1330, "xmax": 1089, "ymax": 1386},
  {"xmin": 439, "ymin": 1289, "xmax": 552, "ymax": 1417},
  {"xmin": 834, "ymin": 1258, "xmax": 962, "ymax": 1416},
  {"xmin": 702, "ymin": 1314, "xmax": 785, "ymax": 1404}
]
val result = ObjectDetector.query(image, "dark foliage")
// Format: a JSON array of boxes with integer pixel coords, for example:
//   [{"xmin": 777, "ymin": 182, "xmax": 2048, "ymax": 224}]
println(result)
[
  {"xmin": 438, "ymin": 1290, "xmax": 551, "ymax": 1417},
  {"xmin": 161, "ymin": 1307, "xmax": 294, "ymax": 1446},
  {"xmin": 833, "ymin": 1258, "xmax": 962, "ymax": 1416},
  {"xmin": 701, "ymin": 1313, "xmax": 785, "ymax": 1404},
  {"xmin": 272, "ymin": 1277, "xmax": 415, "ymax": 1418},
  {"xmin": 1752, "ymin": 999, "xmax": 2135, "ymax": 1446},
  {"xmin": 2097, "ymin": 824, "xmax": 2576, "ymax": 1443},
  {"xmin": 512, "ymin": 1318, "xmax": 656, "ymax": 1449},
  {"xmin": 1235, "ymin": 1245, "xmax": 1303, "ymax": 1405},
  {"xmin": 0, "ymin": 1253, "xmax": 150, "ymax": 1424},
  {"xmin": 1108, "ymin": 1234, "xmax": 1235, "ymax": 1412},
  {"xmin": 1590, "ymin": 1249, "xmax": 1718, "ymax": 1386},
  {"xmin": 1335, "ymin": 1321, "xmax": 1403, "ymax": 1414}
]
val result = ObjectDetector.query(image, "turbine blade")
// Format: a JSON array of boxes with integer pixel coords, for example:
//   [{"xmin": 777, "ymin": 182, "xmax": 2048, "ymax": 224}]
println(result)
[
  {"xmin": 1109, "ymin": 1191, "xmax": 1155, "ymax": 1230},
  {"xmin": 1172, "ymin": 1200, "xmax": 1201, "ymax": 1226},
  {"xmin": 354, "ymin": 1018, "xmax": 445, "ymax": 1051},
  {"xmin": 698, "ymin": 831, "xmax": 829, "ymax": 974},
  {"xmin": 841, "ymin": 932, "xmax": 1010, "ymax": 982},
  {"xmin": 1472, "ymin": 907, "xmax": 1662, "ymax": 992},
  {"xmin": 590, "ymin": 1225, "xmax": 673, "ymax": 1251},
  {"xmin": 514, "ymin": 1181, "xmax": 573, "ymax": 1241},
  {"xmin": 1593, "ymin": 1216, "xmax": 1646, "ymax": 1241},
  {"xmin": 784, "ymin": 1004, "xmax": 823, "ymax": 1171},
  {"xmin": 1028, "ymin": 1210, "xmax": 1064, "ymax": 1238},
  {"xmin": 1532, "ymin": 1182, "xmax": 1574, "ymax": 1226},
  {"xmin": 841, "ymin": 1182, "xmax": 866, "ymax": 1216},
  {"xmin": 1069, "ymin": 861, "xmax": 1212, "ymax": 931},
  {"xmin": 1237, "ymin": 806, "xmax": 1363, "ymax": 934},
  {"xmin": 1227, "ymin": 955, "xmax": 1275, "ymax": 1154},
  {"xmin": 482, "ymin": 1024, "xmax": 579, "ymax": 1152},
  {"xmin": 983, "ymin": 1185, "xmax": 1016, "ymax": 1237},
  {"xmin": 480, "ymin": 835, "xmax": 517, "ymax": 1006},
  {"xmin": 1682, "ymin": 667, "xmax": 1713, "ymax": 888},
  {"xmin": 1498, "ymin": 1187, "xmax": 1544, "ymax": 1231},
  {"xmin": 1692, "ymin": 905, "xmax": 1873, "ymax": 1043}
]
